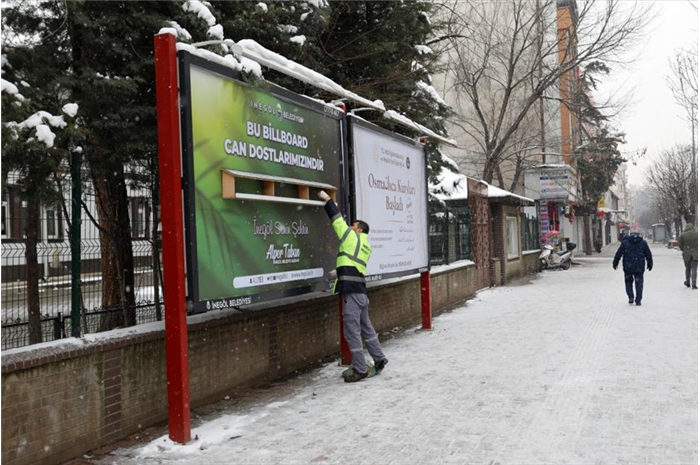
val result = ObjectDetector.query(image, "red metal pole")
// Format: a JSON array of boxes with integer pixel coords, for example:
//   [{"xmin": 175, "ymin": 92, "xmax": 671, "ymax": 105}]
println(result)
[
  {"xmin": 421, "ymin": 271, "xmax": 432, "ymax": 329},
  {"xmin": 154, "ymin": 33, "xmax": 191, "ymax": 444},
  {"xmin": 339, "ymin": 295, "xmax": 352, "ymax": 365}
]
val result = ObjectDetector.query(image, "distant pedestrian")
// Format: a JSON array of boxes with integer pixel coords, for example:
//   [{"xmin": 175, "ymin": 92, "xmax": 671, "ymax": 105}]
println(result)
[
  {"xmin": 678, "ymin": 223, "xmax": 698, "ymax": 289},
  {"xmin": 613, "ymin": 231, "xmax": 653, "ymax": 306},
  {"xmin": 318, "ymin": 190, "xmax": 388, "ymax": 382}
]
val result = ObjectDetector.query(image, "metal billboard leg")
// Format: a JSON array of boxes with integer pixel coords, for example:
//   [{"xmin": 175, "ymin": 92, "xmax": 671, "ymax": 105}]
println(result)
[{"xmin": 154, "ymin": 32, "xmax": 191, "ymax": 444}]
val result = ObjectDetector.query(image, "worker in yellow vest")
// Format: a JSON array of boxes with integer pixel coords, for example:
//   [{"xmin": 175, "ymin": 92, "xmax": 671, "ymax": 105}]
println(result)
[{"xmin": 318, "ymin": 190, "xmax": 388, "ymax": 382}]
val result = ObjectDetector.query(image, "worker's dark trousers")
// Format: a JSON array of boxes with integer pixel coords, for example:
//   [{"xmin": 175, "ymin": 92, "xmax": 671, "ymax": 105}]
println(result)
[
  {"xmin": 343, "ymin": 293, "xmax": 385, "ymax": 374},
  {"xmin": 624, "ymin": 272, "xmax": 644, "ymax": 303}
]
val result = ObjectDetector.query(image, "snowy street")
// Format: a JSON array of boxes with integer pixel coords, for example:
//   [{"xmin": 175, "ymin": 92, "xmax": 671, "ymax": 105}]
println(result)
[{"xmin": 91, "ymin": 244, "xmax": 697, "ymax": 465}]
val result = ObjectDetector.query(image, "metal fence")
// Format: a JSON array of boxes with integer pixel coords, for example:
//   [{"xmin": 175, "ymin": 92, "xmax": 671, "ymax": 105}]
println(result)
[
  {"xmin": 521, "ymin": 214, "xmax": 540, "ymax": 252},
  {"xmin": 1, "ymin": 170, "xmax": 163, "ymax": 350},
  {"xmin": 3, "ymin": 173, "xmax": 481, "ymax": 349},
  {"xmin": 429, "ymin": 203, "xmax": 472, "ymax": 266}
]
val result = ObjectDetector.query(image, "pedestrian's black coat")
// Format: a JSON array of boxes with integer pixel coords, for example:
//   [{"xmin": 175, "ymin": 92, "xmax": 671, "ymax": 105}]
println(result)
[{"xmin": 613, "ymin": 234, "xmax": 653, "ymax": 273}]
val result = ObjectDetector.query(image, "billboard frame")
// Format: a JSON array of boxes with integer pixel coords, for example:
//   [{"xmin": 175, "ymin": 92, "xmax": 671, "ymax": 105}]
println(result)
[
  {"xmin": 178, "ymin": 50, "xmax": 348, "ymax": 314},
  {"xmin": 346, "ymin": 115, "xmax": 430, "ymax": 283}
]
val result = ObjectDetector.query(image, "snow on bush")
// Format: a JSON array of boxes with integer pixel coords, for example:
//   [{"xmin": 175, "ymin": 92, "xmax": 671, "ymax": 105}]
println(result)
[
  {"xmin": 414, "ymin": 45, "xmax": 432, "ymax": 55},
  {"xmin": 305, "ymin": 0, "xmax": 328, "ymax": 8},
  {"xmin": 277, "ymin": 25, "xmax": 299, "ymax": 34},
  {"xmin": 208, "ymin": 24, "xmax": 224, "ymax": 40},
  {"xmin": 183, "ymin": 0, "xmax": 217, "ymax": 26},
  {"xmin": 290, "ymin": 35, "xmax": 307, "ymax": 46},
  {"xmin": 35, "ymin": 125, "xmax": 56, "ymax": 148},
  {"xmin": 431, "ymin": 167, "xmax": 468, "ymax": 199},
  {"xmin": 415, "ymin": 81, "xmax": 447, "ymax": 107},
  {"xmin": 1, "ymin": 78, "xmax": 25, "ymax": 102},
  {"xmin": 62, "ymin": 103, "xmax": 79, "ymax": 117},
  {"xmin": 20, "ymin": 111, "xmax": 66, "ymax": 130},
  {"xmin": 256, "ymin": 2, "xmax": 268, "ymax": 12},
  {"xmin": 168, "ymin": 21, "xmax": 192, "ymax": 40}
]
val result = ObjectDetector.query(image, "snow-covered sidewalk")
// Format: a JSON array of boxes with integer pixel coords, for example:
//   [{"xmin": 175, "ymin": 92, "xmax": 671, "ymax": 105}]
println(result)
[{"xmin": 91, "ymin": 244, "xmax": 697, "ymax": 465}]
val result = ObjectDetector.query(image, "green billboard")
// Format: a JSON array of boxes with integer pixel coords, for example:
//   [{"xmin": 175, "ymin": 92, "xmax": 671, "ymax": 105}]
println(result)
[{"xmin": 179, "ymin": 52, "xmax": 345, "ymax": 312}]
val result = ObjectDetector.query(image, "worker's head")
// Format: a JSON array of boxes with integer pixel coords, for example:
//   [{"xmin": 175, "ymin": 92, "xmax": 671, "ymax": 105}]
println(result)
[{"xmin": 351, "ymin": 220, "xmax": 370, "ymax": 235}]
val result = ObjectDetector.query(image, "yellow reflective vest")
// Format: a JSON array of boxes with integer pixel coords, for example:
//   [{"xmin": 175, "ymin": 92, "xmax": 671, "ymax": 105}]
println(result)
[{"xmin": 331, "ymin": 214, "xmax": 372, "ymax": 275}]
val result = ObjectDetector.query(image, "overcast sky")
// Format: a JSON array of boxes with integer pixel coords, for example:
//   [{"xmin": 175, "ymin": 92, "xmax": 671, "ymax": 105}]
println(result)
[{"xmin": 597, "ymin": 1, "xmax": 698, "ymax": 187}]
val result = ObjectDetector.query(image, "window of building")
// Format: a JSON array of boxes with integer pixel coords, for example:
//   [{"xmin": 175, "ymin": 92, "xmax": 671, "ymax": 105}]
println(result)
[
  {"xmin": 1, "ymin": 198, "xmax": 8, "ymax": 239},
  {"xmin": 21, "ymin": 200, "xmax": 27, "ymax": 239},
  {"xmin": 130, "ymin": 198, "xmax": 150, "ymax": 239},
  {"xmin": 46, "ymin": 207, "xmax": 61, "ymax": 240},
  {"xmin": 506, "ymin": 215, "xmax": 519, "ymax": 259}
]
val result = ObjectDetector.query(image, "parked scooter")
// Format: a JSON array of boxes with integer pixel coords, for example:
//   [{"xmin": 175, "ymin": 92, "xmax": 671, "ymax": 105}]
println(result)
[{"xmin": 539, "ymin": 242, "xmax": 577, "ymax": 271}]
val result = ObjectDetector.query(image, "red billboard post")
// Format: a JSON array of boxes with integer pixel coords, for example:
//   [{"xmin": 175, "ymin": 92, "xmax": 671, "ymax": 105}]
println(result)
[
  {"xmin": 154, "ymin": 32, "xmax": 191, "ymax": 444},
  {"xmin": 421, "ymin": 271, "xmax": 432, "ymax": 330}
]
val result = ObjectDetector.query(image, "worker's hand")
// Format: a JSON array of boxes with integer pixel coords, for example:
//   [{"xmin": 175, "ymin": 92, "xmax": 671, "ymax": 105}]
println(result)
[
  {"xmin": 612, "ymin": 263, "xmax": 618, "ymax": 270},
  {"xmin": 647, "ymin": 264, "xmax": 653, "ymax": 271},
  {"xmin": 317, "ymin": 190, "xmax": 330, "ymax": 202}
]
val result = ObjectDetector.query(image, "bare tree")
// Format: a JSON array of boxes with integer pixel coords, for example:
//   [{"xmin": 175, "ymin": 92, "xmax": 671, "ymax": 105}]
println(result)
[
  {"xmin": 666, "ymin": 45, "xmax": 697, "ymax": 211},
  {"xmin": 438, "ymin": 0, "xmax": 652, "ymax": 184},
  {"xmin": 646, "ymin": 145, "xmax": 698, "ymax": 237},
  {"xmin": 667, "ymin": 46, "xmax": 698, "ymax": 154}
]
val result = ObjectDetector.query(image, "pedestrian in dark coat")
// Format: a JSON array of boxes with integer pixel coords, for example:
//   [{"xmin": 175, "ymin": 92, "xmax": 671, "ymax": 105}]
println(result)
[
  {"xmin": 678, "ymin": 223, "xmax": 698, "ymax": 289},
  {"xmin": 613, "ymin": 232, "xmax": 653, "ymax": 305}
]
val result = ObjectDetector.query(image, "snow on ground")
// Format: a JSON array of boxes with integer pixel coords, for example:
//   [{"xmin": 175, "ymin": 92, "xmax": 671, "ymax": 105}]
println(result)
[{"xmin": 94, "ymin": 244, "xmax": 697, "ymax": 465}]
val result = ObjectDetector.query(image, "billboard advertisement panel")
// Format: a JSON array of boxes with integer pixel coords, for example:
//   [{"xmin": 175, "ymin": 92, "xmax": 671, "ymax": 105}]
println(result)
[
  {"xmin": 348, "ymin": 116, "xmax": 429, "ymax": 279},
  {"xmin": 179, "ymin": 52, "xmax": 345, "ymax": 312}
]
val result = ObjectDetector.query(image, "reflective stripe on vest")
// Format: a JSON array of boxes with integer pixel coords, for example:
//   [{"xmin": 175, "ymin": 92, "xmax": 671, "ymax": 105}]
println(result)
[
  {"xmin": 337, "ymin": 252, "xmax": 367, "ymax": 267},
  {"xmin": 338, "ymin": 275, "xmax": 366, "ymax": 283},
  {"xmin": 337, "ymin": 231, "xmax": 369, "ymax": 272},
  {"xmin": 339, "ymin": 228, "xmax": 352, "ymax": 245}
]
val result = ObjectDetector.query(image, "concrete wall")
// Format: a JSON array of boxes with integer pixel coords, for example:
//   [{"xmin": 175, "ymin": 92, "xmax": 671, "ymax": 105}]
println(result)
[
  {"xmin": 522, "ymin": 250, "xmax": 541, "ymax": 274},
  {"xmin": 2, "ymin": 264, "xmax": 477, "ymax": 465}
]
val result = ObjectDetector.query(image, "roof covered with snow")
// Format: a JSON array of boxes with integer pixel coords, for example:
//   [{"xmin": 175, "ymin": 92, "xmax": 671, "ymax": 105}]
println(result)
[{"xmin": 481, "ymin": 181, "xmax": 535, "ymax": 204}]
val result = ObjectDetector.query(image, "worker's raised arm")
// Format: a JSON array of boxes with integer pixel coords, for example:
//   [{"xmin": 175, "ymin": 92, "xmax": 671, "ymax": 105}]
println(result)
[{"xmin": 318, "ymin": 190, "xmax": 349, "ymax": 240}]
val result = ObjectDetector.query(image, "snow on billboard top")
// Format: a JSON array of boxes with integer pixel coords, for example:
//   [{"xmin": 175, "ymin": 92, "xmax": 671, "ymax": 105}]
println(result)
[{"xmin": 349, "ymin": 116, "xmax": 429, "ymax": 279}]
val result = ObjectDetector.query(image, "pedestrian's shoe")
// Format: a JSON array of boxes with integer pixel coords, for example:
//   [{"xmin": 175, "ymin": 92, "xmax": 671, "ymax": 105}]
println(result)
[
  {"xmin": 684, "ymin": 281, "xmax": 690, "ymax": 288},
  {"xmin": 344, "ymin": 368, "xmax": 368, "ymax": 383},
  {"xmin": 628, "ymin": 299, "xmax": 634, "ymax": 304},
  {"xmin": 635, "ymin": 302, "xmax": 642, "ymax": 306},
  {"xmin": 374, "ymin": 358, "xmax": 388, "ymax": 374},
  {"xmin": 693, "ymin": 286, "xmax": 698, "ymax": 290}
]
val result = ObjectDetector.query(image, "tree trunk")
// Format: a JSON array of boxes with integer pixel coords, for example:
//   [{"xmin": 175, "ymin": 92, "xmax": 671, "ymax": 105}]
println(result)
[
  {"xmin": 93, "ymin": 168, "xmax": 136, "ymax": 330},
  {"xmin": 583, "ymin": 214, "xmax": 593, "ymax": 256},
  {"xmin": 25, "ymin": 192, "xmax": 42, "ymax": 344},
  {"xmin": 674, "ymin": 217, "xmax": 683, "ymax": 240},
  {"xmin": 495, "ymin": 165, "xmax": 505, "ymax": 189},
  {"xmin": 482, "ymin": 155, "xmax": 497, "ymax": 184},
  {"xmin": 509, "ymin": 157, "xmax": 524, "ymax": 193}
]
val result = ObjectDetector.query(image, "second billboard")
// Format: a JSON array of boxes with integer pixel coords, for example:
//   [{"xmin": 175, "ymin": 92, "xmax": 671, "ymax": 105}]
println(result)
[{"xmin": 349, "ymin": 116, "xmax": 429, "ymax": 279}]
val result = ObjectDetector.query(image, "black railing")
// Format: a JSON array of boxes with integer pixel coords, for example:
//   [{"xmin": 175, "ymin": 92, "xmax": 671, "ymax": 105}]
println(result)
[
  {"xmin": 2, "ymin": 173, "xmax": 163, "ymax": 349},
  {"xmin": 429, "ymin": 204, "xmax": 472, "ymax": 266},
  {"xmin": 521, "ymin": 214, "xmax": 540, "ymax": 252}
]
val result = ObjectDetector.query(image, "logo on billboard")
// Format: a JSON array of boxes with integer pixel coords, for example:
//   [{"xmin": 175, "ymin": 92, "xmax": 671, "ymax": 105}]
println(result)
[
  {"xmin": 250, "ymin": 100, "xmax": 305, "ymax": 124},
  {"xmin": 406, "ymin": 157, "xmax": 411, "ymax": 169},
  {"xmin": 276, "ymin": 103, "xmax": 283, "ymax": 121}
]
